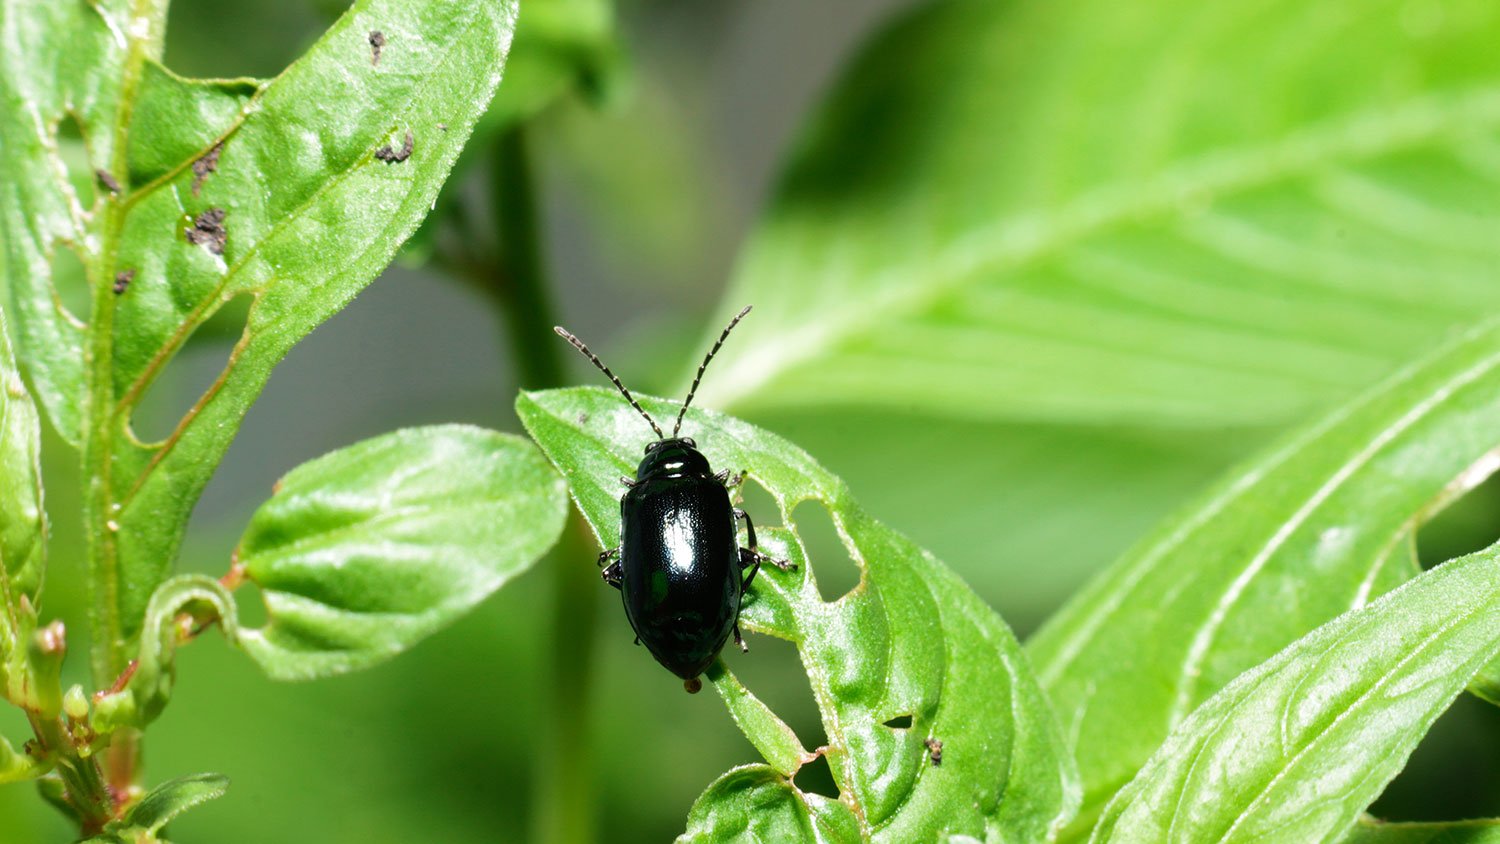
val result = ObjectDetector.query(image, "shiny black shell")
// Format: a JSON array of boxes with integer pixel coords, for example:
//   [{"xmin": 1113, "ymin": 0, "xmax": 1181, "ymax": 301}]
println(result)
[{"xmin": 619, "ymin": 439, "xmax": 739, "ymax": 679}]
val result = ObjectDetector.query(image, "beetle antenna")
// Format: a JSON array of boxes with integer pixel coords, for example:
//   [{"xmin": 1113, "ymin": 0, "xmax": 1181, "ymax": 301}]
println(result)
[
  {"xmin": 554, "ymin": 325, "xmax": 665, "ymax": 439},
  {"xmin": 673, "ymin": 305, "xmax": 752, "ymax": 438}
]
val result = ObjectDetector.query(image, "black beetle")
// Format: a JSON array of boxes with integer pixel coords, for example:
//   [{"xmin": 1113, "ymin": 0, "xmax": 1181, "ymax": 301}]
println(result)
[{"xmin": 554, "ymin": 306, "xmax": 792, "ymax": 693}]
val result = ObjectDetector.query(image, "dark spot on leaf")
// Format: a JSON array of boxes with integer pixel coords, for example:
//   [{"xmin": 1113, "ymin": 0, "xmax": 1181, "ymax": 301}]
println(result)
[
  {"xmin": 191, "ymin": 143, "xmax": 222, "ymax": 196},
  {"xmin": 368, "ymin": 30, "xmax": 385, "ymax": 65},
  {"xmin": 883, "ymin": 714, "xmax": 913, "ymax": 730},
  {"xmin": 375, "ymin": 130, "xmax": 414, "ymax": 164},
  {"xmin": 577, "ymin": 412, "xmax": 590, "ymax": 424},
  {"xmin": 95, "ymin": 169, "xmax": 122, "ymax": 194},
  {"xmin": 112, "ymin": 269, "xmax": 135, "ymax": 295},
  {"xmin": 924, "ymin": 737, "xmax": 943, "ymax": 766},
  {"xmin": 185, "ymin": 208, "xmax": 227, "ymax": 255},
  {"xmin": 438, "ymin": 122, "xmax": 448, "ymax": 131}
]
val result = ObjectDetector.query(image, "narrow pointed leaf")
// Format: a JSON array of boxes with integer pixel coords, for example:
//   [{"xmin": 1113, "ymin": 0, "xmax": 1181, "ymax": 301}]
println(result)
[
  {"xmin": 1028, "ymin": 317, "xmax": 1500, "ymax": 832},
  {"xmin": 121, "ymin": 772, "xmax": 229, "ymax": 834},
  {"xmin": 699, "ymin": 0, "xmax": 1500, "ymax": 426},
  {"xmin": 519, "ymin": 387, "xmax": 1079, "ymax": 842},
  {"xmin": 1090, "ymin": 546, "xmax": 1500, "ymax": 843},
  {"xmin": 233, "ymin": 426, "xmax": 566, "ymax": 680}
]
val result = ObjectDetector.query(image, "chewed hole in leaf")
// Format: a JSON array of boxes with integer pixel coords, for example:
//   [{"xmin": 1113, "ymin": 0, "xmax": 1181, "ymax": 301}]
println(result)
[
  {"xmin": 1416, "ymin": 463, "xmax": 1500, "ymax": 570},
  {"xmin": 882, "ymin": 714, "xmax": 914, "ymax": 730},
  {"xmin": 791, "ymin": 499, "xmax": 861, "ymax": 603},
  {"xmin": 130, "ymin": 293, "xmax": 252, "ymax": 443},
  {"xmin": 55, "ymin": 111, "xmax": 100, "ymax": 200},
  {"xmin": 793, "ymin": 753, "xmax": 841, "ymax": 800},
  {"xmin": 1366, "ymin": 692, "xmax": 1500, "ymax": 821},
  {"xmin": 49, "ymin": 244, "xmax": 90, "ymax": 322},
  {"xmin": 735, "ymin": 477, "xmax": 783, "ymax": 530},
  {"xmin": 729, "ymin": 633, "xmax": 827, "ymax": 751}
]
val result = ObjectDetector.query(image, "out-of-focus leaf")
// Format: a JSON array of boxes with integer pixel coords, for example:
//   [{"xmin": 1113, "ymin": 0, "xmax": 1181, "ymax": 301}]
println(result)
[
  {"xmin": 403, "ymin": 0, "xmax": 619, "ymax": 264},
  {"xmin": 1344, "ymin": 820, "xmax": 1500, "ymax": 843},
  {"xmin": 90, "ymin": 0, "xmax": 518, "ymax": 653},
  {"xmin": 1028, "ymin": 317, "xmax": 1500, "ymax": 835},
  {"xmin": 1090, "ymin": 546, "xmax": 1500, "ymax": 843},
  {"xmin": 0, "ymin": 306, "xmax": 45, "ymax": 610},
  {"xmin": 234, "ymin": 426, "xmax": 566, "ymax": 680},
  {"xmin": 700, "ymin": 0, "xmax": 1500, "ymax": 426},
  {"xmin": 488, "ymin": 0, "xmax": 616, "ymax": 126},
  {"xmin": 519, "ymin": 387, "xmax": 1079, "ymax": 842}
]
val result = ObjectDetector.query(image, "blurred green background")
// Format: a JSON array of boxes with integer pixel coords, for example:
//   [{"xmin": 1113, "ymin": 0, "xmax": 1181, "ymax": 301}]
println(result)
[{"xmin": 5, "ymin": 0, "xmax": 1500, "ymax": 840}]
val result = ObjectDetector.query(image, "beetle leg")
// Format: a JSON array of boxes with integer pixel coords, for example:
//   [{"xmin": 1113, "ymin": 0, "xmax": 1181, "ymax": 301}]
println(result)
[
  {"xmin": 735, "ymin": 509, "xmax": 796, "ymax": 573},
  {"xmin": 716, "ymin": 469, "xmax": 746, "ymax": 489},
  {"xmin": 739, "ymin": 547, "xmax": 763, "ymax": 589},
  {"xmin": 597, "ymin": 546, "xmax": 620, "ymax": 568},
  {"xmin": 733, "ymin": 623, "xmax": 749, "ymax": 653},
  {"xmin": 619, "ymin": 476, "xmax": 636, "ymax": 488},
  {"xmin": 601, "ymin": 561, "xmax": 623, "ymax": 590},
  {"xmin": 733, "ymin": 508, "xmax": 760, "ymax": 549}
]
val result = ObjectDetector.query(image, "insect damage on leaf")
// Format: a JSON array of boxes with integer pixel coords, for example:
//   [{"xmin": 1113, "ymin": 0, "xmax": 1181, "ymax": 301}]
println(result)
[
  {"xmin": 375, "ymin": 130, "xmax": 414, "ymax": 164},
  {"xmin": 184, "ymin": 208, "xmax": 227, "ymax": 254},
  {"xmin": 518, "ymin": 388, "xmax": 1081, "ymax": 842},
  {"xmin": 190, "ymin": 143, "xmax": 222, "ymax": 196},
  {"xmin": 369, "ymin": 30, "xmax": 386, "ymax": 65}
]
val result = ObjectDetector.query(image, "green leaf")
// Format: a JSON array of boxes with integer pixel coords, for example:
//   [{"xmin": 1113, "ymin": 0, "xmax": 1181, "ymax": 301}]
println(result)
[
  {"xmin": 1089, "ymin": 545, "xmax": 1500, "ymax": 843},
  {"xmin": 93, "ymin": 0, "xmax": 518, "ymax": 646},
  {"xmin": 0, "ymin": 0, "xmax": 168, "ymax": 444},
  {"xmin": 80, "ymin": 772, "xmax": 228, "ymax": 842},
  {"xmin": 403, "ymin": 0, "xmax": 619, "ymax": 265},
  {"xmin": 0, "ymin": 306, "xmax": 45, "ymax": 609},
  {"xmin": 1027, "ymin": 317, "xmax": 1500, "ymax": 833},
  {"xmin": 518, "ymin": 387, "xmax": 1079, "ymax": 842},
  {"xmin": 705, "ymin": 662, "xmax": 812, "ymax": 778},
  {"xmin": 700, "ymin": 0, "xmax": 1500, "ymax": 426},
  {"xmin": 120, "ymin": 772, "xmax": 228, "ymax": 834},
  {"xmin": 1344, "ymin": 820, "xmax": 1500, "ymax": 844},
  {"xmin": 488, "ymin": 0, "xmax": 617, "ymax": 127},
  {"xmin": 234, "ymin": 425, "xmax": 566, "ymax": 680},
  {"xmin": 679, "ymin": 764, "xmax": 861, "ymax": 843}
]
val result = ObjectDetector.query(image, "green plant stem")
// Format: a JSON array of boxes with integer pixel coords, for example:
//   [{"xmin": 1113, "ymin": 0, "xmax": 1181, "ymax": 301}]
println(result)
[
  {"xmin": 486, "ymin": 125, "xmax": 598, "ymax": 844},
  {"xmin": 27, "ymin": 714, "xmax": 112, "ymax": 833}
]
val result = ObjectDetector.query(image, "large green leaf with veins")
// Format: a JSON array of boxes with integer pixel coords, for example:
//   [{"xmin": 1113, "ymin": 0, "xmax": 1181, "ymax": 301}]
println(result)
[
  {"xmin": 1091, "ymin": 545, "xmax": 1500, "ymax": 843},
  {"xmin": 518, "ymin": 387, "xmax": 1079, "ymax": 843},
  {"xmin": 698, "ymin": 0, "xmax": 1500, "ymax": 426},
  {"xmin": 1028, "ymin": 317, "xmax": 1500, "ymax": 837}
]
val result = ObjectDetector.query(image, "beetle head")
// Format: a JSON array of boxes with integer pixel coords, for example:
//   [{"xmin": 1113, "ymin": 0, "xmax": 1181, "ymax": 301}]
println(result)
[{"xmin": 636, "ymin": 438, "xmax": 711, "ymax": 480}]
